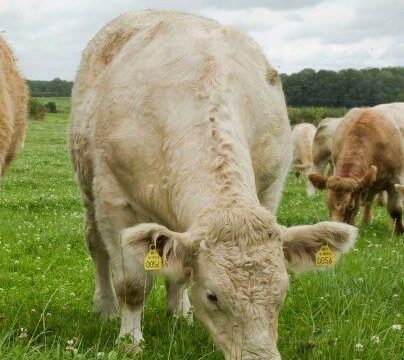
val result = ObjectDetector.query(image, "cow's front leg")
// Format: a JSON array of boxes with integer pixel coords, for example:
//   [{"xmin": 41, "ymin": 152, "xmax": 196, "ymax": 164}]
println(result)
[
  {"xmin": 165, "ymin": 280, "xmax": 193, "ymax": 323},
  {"xmin": 94, "ymin": 173, "xmax": 151, "ymax": 352},
  {"xmin": 115, "ymin": 272, "xmax": 152, "ymax": 352}
]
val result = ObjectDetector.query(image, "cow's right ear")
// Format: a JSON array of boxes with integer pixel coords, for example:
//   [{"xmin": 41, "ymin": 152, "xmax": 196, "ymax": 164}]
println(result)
[
  {"xmin": 121, "ymin": 223, "xmax": 195, "ymax": 283},
  {"xmin": 308, "ymin": 173, "xmax": 328, "ymax": 190}
]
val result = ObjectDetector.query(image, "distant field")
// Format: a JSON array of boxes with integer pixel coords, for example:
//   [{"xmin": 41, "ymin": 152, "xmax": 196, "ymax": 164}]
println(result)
[
  {"xmin": 0, "ymin": 106, "xmax": 402, "ymax": 360},
  {"xmin": 35, "ymin": 97, "xmax": 71, "ymax": 114},
  {"xmin": 32, "ymin": 98, "xmax": 348, "ymax": 126}
]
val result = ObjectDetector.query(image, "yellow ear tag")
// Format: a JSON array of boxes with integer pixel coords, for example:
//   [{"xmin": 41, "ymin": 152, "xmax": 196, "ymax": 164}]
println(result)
[
  {"xmin": 144, "ymin": 244, "xmax": 162, "ymax": 271},
  {"xmin": 315, "ymin": 245, "xmax": 335, "ymax": 267}
]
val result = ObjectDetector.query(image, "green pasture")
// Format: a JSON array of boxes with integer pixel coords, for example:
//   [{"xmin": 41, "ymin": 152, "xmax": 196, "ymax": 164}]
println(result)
[{"xmin": 0, "ymin": 99, "xmax": 402, "ymax": 359}]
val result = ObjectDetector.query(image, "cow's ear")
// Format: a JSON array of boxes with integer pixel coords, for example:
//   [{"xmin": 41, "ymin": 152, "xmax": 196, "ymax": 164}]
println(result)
[
  {"xmin": 308, "ymin": 173, "xmax": 328, "ymax": 190},
  {"xmin": 360, "ymin": 165, "xmax": 377, "ymax": 189},
  {"xmin": 280, "ymin": 221, "xmax": 357, "ymax": 273},
  {"xmin": 121, "ymin": 223, "xmax": 195, "ymax": 283}
]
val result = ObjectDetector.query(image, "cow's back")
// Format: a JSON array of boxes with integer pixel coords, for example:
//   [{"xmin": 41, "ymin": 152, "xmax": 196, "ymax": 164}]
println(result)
[
  {"xmin": 373, "ymin": 103, "xmax": 404, "ymax": 139},
  {"xmin": 333, "ymin": 108, "xmax": 404, "ymax": 179},
  {"xmin": 0, "ymin": 35, "xmax": 28, "ymax": 176},
  {"xmin": 69, "ymin": 10, "xmax": 291, "ymax": 223}
]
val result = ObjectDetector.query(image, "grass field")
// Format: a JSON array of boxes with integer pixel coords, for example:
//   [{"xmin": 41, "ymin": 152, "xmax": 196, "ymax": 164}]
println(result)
[{"xmin": 0, "ymin": 99, "xmax": 402, "ymax": 359}]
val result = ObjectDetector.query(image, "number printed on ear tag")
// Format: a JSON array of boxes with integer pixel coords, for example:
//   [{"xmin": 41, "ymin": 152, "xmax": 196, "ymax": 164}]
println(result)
[
  {"xmin": 315, "ymin": 245, "xmax": 335, "ymax": 267},
  {"xmin": 144, "ymin": 245, "xmax": 162, "ymax": 271}
]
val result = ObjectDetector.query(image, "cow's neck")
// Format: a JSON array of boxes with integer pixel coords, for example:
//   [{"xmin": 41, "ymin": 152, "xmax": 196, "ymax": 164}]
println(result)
[
  {"xmin": 335, "ymin": 137, "xmax": 371, "ymax": 179},
  {"xmin": 169, "ymin": 111, "xmax": 261, "ymax": 230}
]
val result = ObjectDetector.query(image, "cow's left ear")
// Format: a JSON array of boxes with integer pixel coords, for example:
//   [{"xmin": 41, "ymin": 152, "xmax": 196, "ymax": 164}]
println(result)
[
  {"xmin": 308, "ymin": 173, "xmax": 328, "ymax": 190},
  {"xmin": 280, "ymin": 221, "xmax": 357, "ymax": 273},
  {"xmin": 121, "ymin": 223, "xmax": 196, "ymax": 283}
]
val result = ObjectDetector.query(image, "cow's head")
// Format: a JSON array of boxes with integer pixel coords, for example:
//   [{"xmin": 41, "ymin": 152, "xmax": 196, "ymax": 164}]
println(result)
[
  {"xmin": 308, "ymin": 166, "xmax": 377, "ymax": 224},
  {"xmin": 122, "ymin": 207, "xmax": 357, "ymax": 360}
]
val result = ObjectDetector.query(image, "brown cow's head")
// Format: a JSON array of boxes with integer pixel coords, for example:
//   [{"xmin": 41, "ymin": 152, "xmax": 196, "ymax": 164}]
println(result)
[
  {"xmin": 308, "ymin": 166, "xmax": 377, "ymax": 224},
  {"xmin": 122, "ymin": 206, "xmax": 357, "ymax": 360}
]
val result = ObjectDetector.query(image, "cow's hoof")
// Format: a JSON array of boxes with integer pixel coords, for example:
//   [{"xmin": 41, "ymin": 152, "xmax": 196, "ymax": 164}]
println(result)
[{"xmin": 93, "ymin": 294, "xmax": 118, "ymax": 319}]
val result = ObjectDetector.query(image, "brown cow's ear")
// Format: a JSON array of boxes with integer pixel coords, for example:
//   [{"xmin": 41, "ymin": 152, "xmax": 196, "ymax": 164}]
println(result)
[
  {"xmin": 308, "ymin": 173, "xmax": 328, "ymax": 190},
  {"xmin": 359, "ymin": 165, "xmax": 377, "ymax": 189},
  {"xmin": 280, "ymin": 221, "xmax": 357, "ymax": 273},
  {"xmin": 121, "ymin": 223, "xmax": 196, "ymax": 283}
]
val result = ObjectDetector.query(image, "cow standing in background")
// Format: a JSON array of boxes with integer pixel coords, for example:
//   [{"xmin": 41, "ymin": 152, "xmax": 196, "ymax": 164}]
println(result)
[
  {"xmin": 291, "ymin": 123, "xmax": 316, "ymax": 195},
  {"xmin": 0, "ymin": 35, "xmax": 28, "ymax": 177},
  {"xmin": 309, "ymin": 105, "xmax": 404, "ymax": 233},
  {"xmin": 311, "ymin": 117, "xmax": 342, "ymax": 175},
  {"xmin": 311, "ymin": 116, "xmax": 388, "ymax": 208},
  {"xmin": 69, "ymin": 10, "xmax": 357, "ymax": 360}
]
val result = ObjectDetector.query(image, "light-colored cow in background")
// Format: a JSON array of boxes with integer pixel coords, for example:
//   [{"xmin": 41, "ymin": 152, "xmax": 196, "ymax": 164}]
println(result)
[
  {"xmin": 69, "ymin": 10, "xmax": 358, "ymax": 360},
  {"xmin": 291, "ymin": 123, "xmax": 316, "ymax": 195},
  {"xmin": 309, "ymin": 103, "xmax": 404, "ymax": 233},
  {"xmin": 0, "ymin": 35, "xmax": 28, "ymax": 178},
  {"xmin": 311, "ymin": 117, "xmax": 342, "ymax": 175}
]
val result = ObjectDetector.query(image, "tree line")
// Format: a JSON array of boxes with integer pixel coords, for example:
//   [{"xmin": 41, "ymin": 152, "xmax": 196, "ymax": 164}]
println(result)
[
  {"xmin": 27, "ymin": 67, "xmax": 404, "ymax": 108},
  {"xmin": 281, "ymin": 67, "xmax": 404, "ymax": 107},
  {"xmin": 27, "ymin": 78, "xmax": 73, "ymax": 97}
]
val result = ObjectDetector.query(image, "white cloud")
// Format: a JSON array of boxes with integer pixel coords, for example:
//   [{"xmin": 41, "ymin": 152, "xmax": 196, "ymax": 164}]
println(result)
[{"xmin": 0, "ymin": 0, "xmax": 402, "ymax": 80}]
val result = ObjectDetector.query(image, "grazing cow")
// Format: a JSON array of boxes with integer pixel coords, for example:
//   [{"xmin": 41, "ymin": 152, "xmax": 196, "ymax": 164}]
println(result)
[
  {"xmin": 69, "ymin": 10, "xmax": 357, "ymax": 360},
  {"xmin": 311, "ymin": 116, "xmax": 388, "ymax": 210},
  {"xmin": 311, "ymin": 117, "xmax": 342, "ymax": 175},
  {"xmin": 309, "ymin": 105, "xmax": 404, "ymax": 233},
  {"xmin": 291, "ymin": 123, "xmax": 317, "ymax": 195},
  {"xmin": 0, "ymin": 35, "xmax": 28, "ymax": 178}
]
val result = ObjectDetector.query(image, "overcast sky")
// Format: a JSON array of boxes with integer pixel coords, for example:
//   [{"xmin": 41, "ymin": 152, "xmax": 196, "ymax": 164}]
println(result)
[{"xmin": 1, "ymin": 0, "xmax": 403, "ymax": 80}]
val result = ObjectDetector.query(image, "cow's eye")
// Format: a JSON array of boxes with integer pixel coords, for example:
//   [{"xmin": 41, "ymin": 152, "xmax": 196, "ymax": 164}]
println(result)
[{"xmin": 207, "ymin": 290, "xmax": 218, "ymax": 303}]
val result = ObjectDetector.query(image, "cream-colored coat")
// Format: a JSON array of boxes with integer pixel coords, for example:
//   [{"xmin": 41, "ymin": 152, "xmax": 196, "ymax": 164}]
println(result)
[
  {"xmin": 311, "ymin": 117, "xmax": 342, "ymax": 174},
  {"xmin": 291, "ymin": 123, "xmax": 316, "ymax": 195},
  {"xmin": 69, "ymin": 10, "xmax": 357, "ymax": 360},
  {"xmin": 0, "ymin": 35, "xmax": 28, "ymax": 177}
]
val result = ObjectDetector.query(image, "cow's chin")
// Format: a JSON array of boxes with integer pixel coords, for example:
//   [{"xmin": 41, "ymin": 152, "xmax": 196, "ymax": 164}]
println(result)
[{"xmin": 330, "ymin": 208, "xmax": 358, "ymax": 225}]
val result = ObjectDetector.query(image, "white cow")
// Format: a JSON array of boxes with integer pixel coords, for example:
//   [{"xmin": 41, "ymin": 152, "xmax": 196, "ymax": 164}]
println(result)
[
  {"xmin": 291, "ymin": 123, "xmax": 316, "ymax": 195},
  {"xmin": 0, "ymin": 35, "xmax": 28, "ymax": 177},
  {"xmin": 311, "ymin": 117, "xmax": 342, "ymax": 175},
  {"xmin": 69, "ymin": 10, "xmax": 357, "ymax": 360}
]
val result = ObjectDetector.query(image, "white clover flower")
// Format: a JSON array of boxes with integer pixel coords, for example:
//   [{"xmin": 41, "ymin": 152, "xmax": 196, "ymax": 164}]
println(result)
[
  {"xmin": 19, "ymin": 328, "xmax": 28, "ymax": 339},
  {"xmin": 392, "ymin": 324, "xmax": 401, "ymax": 331},
  {"xmin": 371, "ymin": 335, "xmax": 380, "ymax": 344},
  {"xmin": 355, "ymin": 343, "xmax": 364, "ymax": 351}
]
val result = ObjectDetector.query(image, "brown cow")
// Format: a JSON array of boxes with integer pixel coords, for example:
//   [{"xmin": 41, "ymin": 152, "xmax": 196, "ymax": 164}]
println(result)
[
  {"xmin": 0, "ymin": 35, "xmax": 28, "ymax": 177},
  {"xmin": 291, "ymin": 123, "xmax": 316, "ymax": 195},
  {"xmin": 309, "ymin": 106, "xmax": 404, "ymax": 234}
]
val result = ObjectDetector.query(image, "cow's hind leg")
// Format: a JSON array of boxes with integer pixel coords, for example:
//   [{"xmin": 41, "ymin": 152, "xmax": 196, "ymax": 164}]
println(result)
[
  {"xmin": 84, "ymin": 197, "xmax": 118, "ymax": 318},
  {"xmin": 165, "ymin": 280, "xmax": 192, "ymax": 323},
  {"xmin": 387, "ymin": 186, "xmax": 404, "ymax": 234}
]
